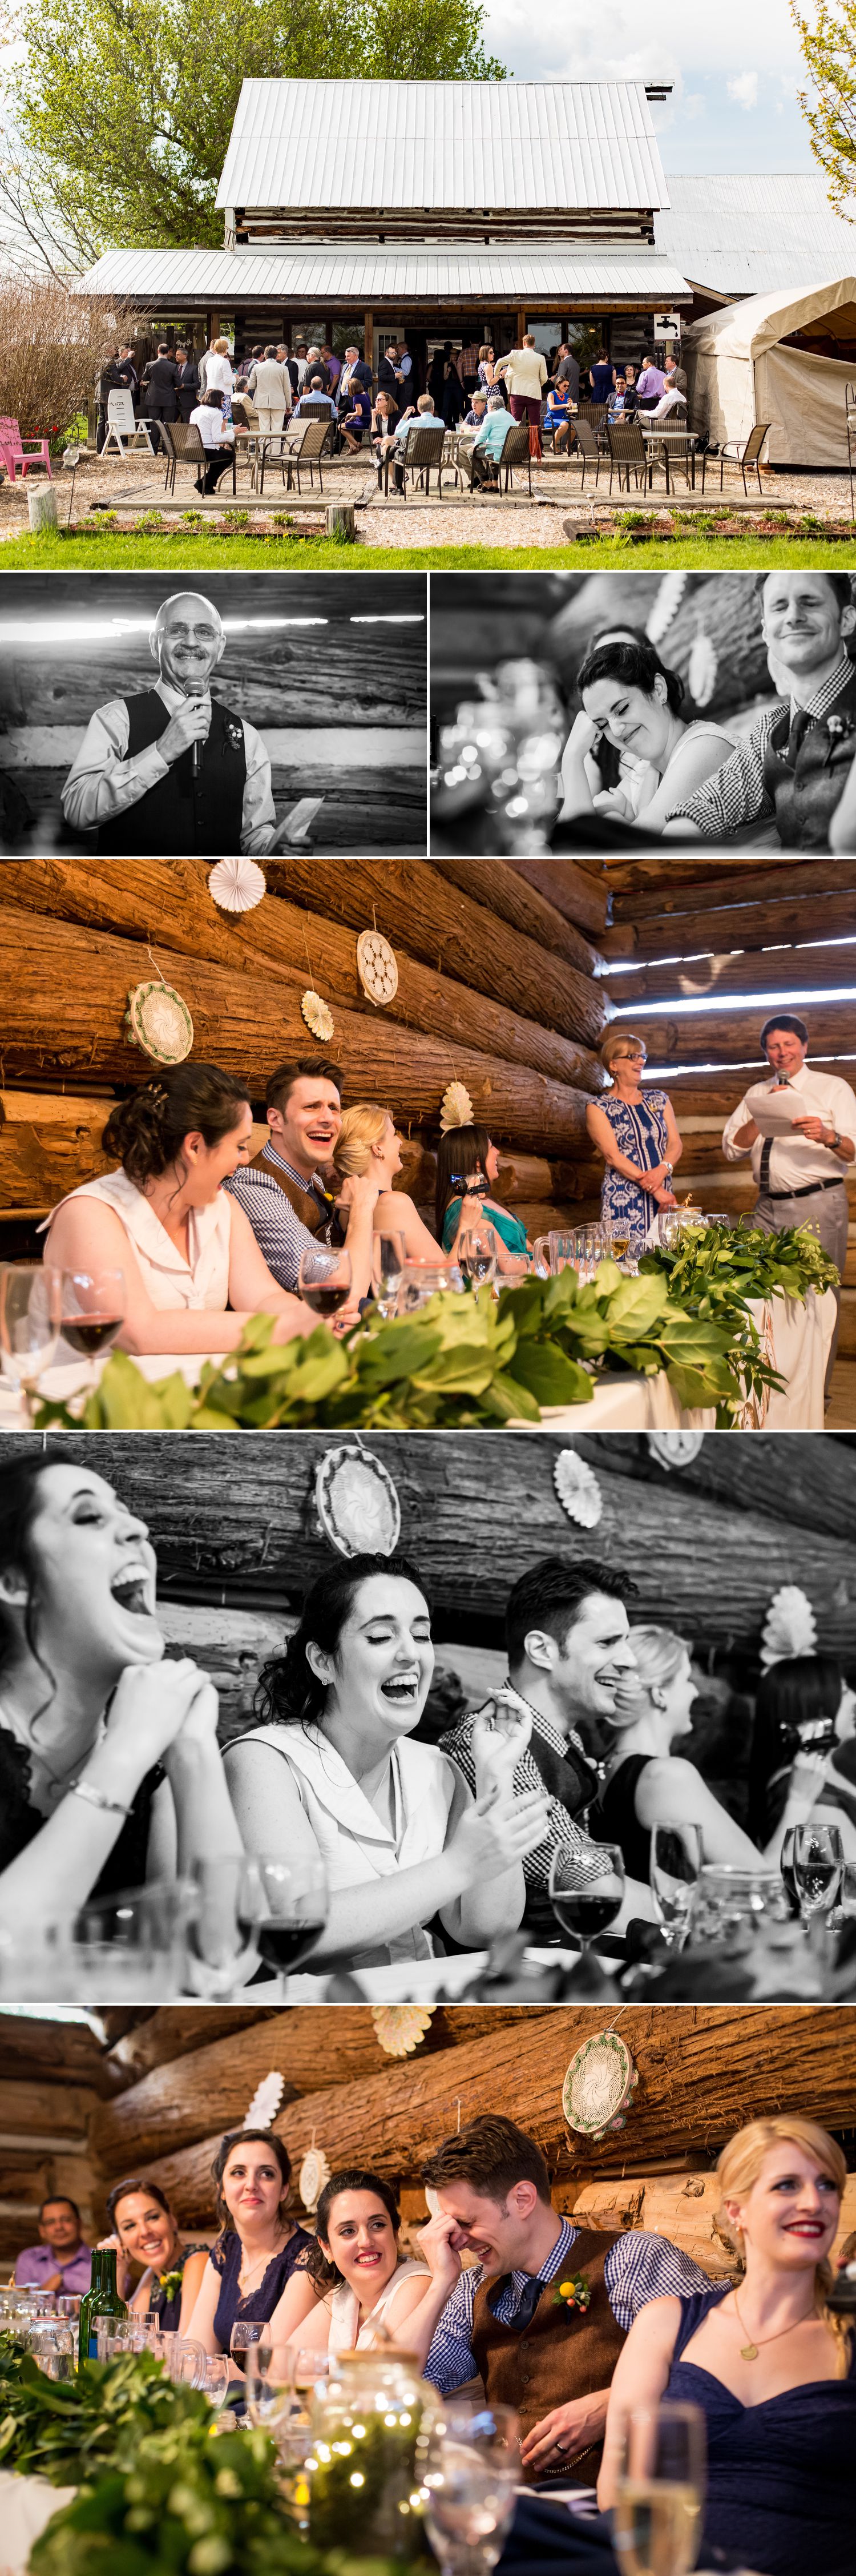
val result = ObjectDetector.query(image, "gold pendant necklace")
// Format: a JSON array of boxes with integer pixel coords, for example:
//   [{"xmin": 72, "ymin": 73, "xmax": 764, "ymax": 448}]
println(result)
[{"xmin": 732, "ymin": 2289, "xmax": 817, "ymax": 2361}]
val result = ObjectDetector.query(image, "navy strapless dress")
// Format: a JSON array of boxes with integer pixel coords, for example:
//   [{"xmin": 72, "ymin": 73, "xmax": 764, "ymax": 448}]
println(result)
[{"xmin": 665, "ymin": 2287, "xmax": 856, "ymax": 2576}]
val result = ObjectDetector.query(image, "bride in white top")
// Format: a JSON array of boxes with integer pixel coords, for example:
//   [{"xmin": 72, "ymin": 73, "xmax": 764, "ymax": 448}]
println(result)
[
  {"xmin": 559, "ymin": 634, "xmax": 736, "ymax": 836},
  {"xmin": 42, "ymin": 1064, "xmax": 320, "ymax": 1358},
  {"xmin": 267, "ymin": 2168, "xmax": 433, "ymax": 2358},
  {"xmin": 224, "ymin": 1553, "xmax": 550, "ymax": 1969}
]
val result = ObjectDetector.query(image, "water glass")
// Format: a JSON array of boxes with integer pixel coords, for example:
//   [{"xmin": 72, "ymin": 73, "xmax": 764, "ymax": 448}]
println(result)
[
  {"xmin": 0, "ymin": 1263, "xmax": 63, "ymax": 1416},
  {"xmin": 650, "ymin": 1822, "xmax": 702, "ymax": 1951},
  {"xmin": 200, "ymin": 2353, "xmax": 233, "ymax": 2409},
  {"xmin": 26, "ymin": 2321, "xmax": 75, "ymax": 2380},
  {"xmin": 245, "ymin": 2338, "xmax": 296, "ymax": 2430},
  {"xmin": 611, "ymin": 2401, "xmax": 706, "ymax": 2576},
  {"xmin": 458, "ymin": 1226, "xmax": 498, "ymax": 1290},
  {"xmin": 657, "ymin": 1211, "xmax": 683, "ymax": 1251},
  {"xmin": 793, "ymin": 1822, "xmax": 844, "ymax": 1925},
  {"xmin": 421, "ymin": 2399, "xmax": 519, "ymax": 2576},
  {"xmin": 164, "ymin": 2336, "xmax": 207, "ymax": 2389},
  {"xmin": 397, "ymin": 1261, "xmax": 462, "ymax": 1311},
  {"xmin": 372, "ymin": 1231, "xmax": 406, "ymax": 1320},
  {"xmin": 689, "ymin": 1864, "xmax": 788, "ymax": 1945}
]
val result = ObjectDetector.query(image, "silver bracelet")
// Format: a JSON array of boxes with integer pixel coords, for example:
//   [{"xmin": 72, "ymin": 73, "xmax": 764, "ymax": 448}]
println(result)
[{"xmin": 71, "ymin": 1779, "xmax": 134, "ymax": 1819}]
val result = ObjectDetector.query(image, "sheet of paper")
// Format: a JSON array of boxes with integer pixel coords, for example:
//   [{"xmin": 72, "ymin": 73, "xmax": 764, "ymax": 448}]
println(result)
[{"xmin": 744, "ymin": 1083, "xmax": 798, "ymax": 1137}]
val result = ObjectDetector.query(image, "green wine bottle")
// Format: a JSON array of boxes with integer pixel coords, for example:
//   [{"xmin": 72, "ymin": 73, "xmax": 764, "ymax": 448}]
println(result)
[{"xmin": 78, "ymin": 2247, "xmax": 127, "ymax": 2366}]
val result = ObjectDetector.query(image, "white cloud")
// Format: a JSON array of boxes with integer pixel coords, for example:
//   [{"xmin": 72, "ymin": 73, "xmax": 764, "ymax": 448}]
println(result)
[
  {"xmin": 482, "ymin": 3, "xmax": 801, "ymax": 90},
  {"xmin": 727, "ymin": 71, "xmax": 760, "ymax": 108}
]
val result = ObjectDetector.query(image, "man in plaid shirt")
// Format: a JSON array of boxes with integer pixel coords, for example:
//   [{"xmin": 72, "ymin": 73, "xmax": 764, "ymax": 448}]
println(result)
[
  {"xmin": 441, "ymin": 1559, "xmax": 653, "ymax": 1935},
  {"xmin": 664, "ymin": 570, "xmax": 856, "ymax": 850}
]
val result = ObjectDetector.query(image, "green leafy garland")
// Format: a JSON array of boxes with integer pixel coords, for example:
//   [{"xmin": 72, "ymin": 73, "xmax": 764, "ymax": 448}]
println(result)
[
  {"xmin": 35, "ymin": 1257, "xmax": 768, "ymax": 1432},
  {"xmin": 641, "ymin": 1221, "xmax": 838, "ymax": 1397}
]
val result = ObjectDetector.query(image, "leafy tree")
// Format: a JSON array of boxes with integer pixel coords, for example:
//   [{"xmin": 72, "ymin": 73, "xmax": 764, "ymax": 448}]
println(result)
[
  {"xmin": 793, "ymin": 1, "xmax": 856, "ymax": 215},
  {"xmin": 2, "ymin": 0, "xmax": 507, "ymax": 267}
]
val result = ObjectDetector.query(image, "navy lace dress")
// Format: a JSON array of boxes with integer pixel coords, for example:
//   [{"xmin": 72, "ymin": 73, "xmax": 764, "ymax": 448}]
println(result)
[
  {"xmin": 211, "ymin": 2224, "xmax": 313, "ymax": 2356},
  {"xmin": 664, "ymin": 2286, "xmax": 856, "ymax": 2576},
  {"xmin": 599, "ymin": 1089, "xmax": 669, "ymax": 1239}
]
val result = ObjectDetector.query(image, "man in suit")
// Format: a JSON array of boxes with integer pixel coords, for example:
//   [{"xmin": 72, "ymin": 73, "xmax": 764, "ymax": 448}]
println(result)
[
  {"xmin": 142, "ymin": 343, "xmax": 179, "ymax": 450},
  {"xmin": 554, "ymin": 344, "xmax": 580, "ymax": 404},
  {"xmin": 246, "ymin": 345, "xmax": 293, "ymax": 449},
  {"xmin": 174, "ymin": 345, "xmax": 200, "ymax": 422},
  {"xmin": 377, "ymin": 341, "xmax": 405, "ymax": 401},
  {"xmin": 337, "ymin": 344, "xmax": 373, "ymax": 412},
  {"xmin": 60, "ymin": 590, "xmax": 290, "ymax": 856}
]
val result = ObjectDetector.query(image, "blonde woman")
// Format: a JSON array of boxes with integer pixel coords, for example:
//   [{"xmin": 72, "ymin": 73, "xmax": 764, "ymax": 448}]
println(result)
[
  {"xmin": 332, "ymin": 1106, "xmax": 445, "ymax": 1265},
  {"xmin": 598, "ymin": 2116, "xmax": 855, "ymax": 2576},
  {"xmin": 596, "ymin": 1625, "xmax": 764, "ymax": 1880},
  {"xmin": 586, "ymin": 1032, "xmax": 683, "ymax": 1240}
]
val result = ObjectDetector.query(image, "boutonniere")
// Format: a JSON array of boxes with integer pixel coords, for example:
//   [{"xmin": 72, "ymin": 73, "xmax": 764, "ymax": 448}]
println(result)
[
  {"xmin": 552, "ymin": 2272, "xmax": 591, "ymax": 2312},
  {"xmin": 158, "ymin": 2268, "xmax": 183, "ymax": 2300},
  {"xmin": 826, "ymin": 713, "xmax": 856, "ymax": 739}
]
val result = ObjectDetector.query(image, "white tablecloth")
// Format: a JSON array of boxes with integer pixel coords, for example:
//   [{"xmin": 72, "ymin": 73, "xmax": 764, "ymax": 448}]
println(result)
[{"xmin": 0, "ymin": 2470, "xmax": 77, "ymax": 2576}]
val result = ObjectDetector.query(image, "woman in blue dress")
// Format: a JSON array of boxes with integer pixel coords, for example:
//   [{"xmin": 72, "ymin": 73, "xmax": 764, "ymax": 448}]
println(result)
[
  {"xmin": 597, "ymin": 2114, "xmax": 856, "ymax": 2576},
  {"xmin": 586, "ymin": 1031, "xmax": 683, "ymax": 1241},
  {"xmin": 187, "ymin": 2128, "xmax": 313, "ymax": 2358}
]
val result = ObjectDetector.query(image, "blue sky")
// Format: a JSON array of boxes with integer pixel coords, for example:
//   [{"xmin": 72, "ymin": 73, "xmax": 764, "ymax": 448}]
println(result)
[{"xmin": 483, "ymin": 5, "xmax": 816, "ymax": 172}]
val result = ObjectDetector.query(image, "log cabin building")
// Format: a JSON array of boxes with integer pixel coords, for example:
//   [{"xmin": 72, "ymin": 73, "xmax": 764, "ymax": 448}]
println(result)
[{"xmin": 1, "ymin": 2003, "xmax": 854, "ymax": 2283}]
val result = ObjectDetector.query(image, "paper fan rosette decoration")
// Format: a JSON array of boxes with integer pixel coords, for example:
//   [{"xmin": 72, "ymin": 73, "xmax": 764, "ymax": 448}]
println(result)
[
  {"xmin": 357, "ymin": 929, "xmax": 398, "ymax": 1006},
  {"xmin": 298, "ymin": 2144, "xmax": 331, "ymax": 2213},
  {"xmin": 761, "ymin": 1584, "xmax": 817, "ymax": 1670},
  {"xmin": 208, "ymin": 857, "xmax": 267, "ymax": 913},
  {"xmin": 316, "ymin": 1445, "xmax": 401, "ymax": 1558},
  {"xmin": 554, "ymin": 1452, "xmax": 602, "ymax": 1528},
  {"xmin": 562, "ymin": 2030, "xmax": 639, "ymax": 2144},
  {"xmin": 371, "ymin": 2006, "xmax": 435, "ymax": 2057},
  {"xmin": 440, "ymin": 1080, "xmax": 474, "ymax": 1133},
  {"xmin": 244, "ymin": 2072, "xmax": 285, "ymax": 2127},
  {"xmin": 125, "ymin": 981, "xmax": 193, "ymax": 1064},
  {"xmin": 301, "ymin": 990, "xmax": 335, "ymax": 1041}
]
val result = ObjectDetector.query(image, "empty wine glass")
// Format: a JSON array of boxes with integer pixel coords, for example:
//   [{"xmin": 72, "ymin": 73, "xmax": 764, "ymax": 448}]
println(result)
[
  {"xmin": 372, "ymin": 1232, "xmax": 405, "ymax": 1319},
  {"xmin": 200, "ymin": 2353, "xmax": 232, "ymax": 2409},
  {"xmin": 650, "ymin": 1822, "xmax": 702, "ymax": 1951},
  {"xmin": 421, "ymin": 2398, "xmax": 519, "ymax": 2576},
  {"xmin": 611, "ymin": 2400, "xmax": 706, "ymax": 2576},
  {"xmin": 298, "ymin": 1245, "xmax": 352, "ymax": 1321},
  {"xmin": 245, "ymin": 2338, "xmax": 296, "ymax": 2430},
  {"xmin": 59, "ymin": 1266, "xmax": 126, "ymax": 1397},
  {"xmin": 548, "ymin": 1842, "xmax": 625, "ymax": 1959},
  {"xmin": 0, "ymin": 1263, "xmax": 62, "ymax": 1419},
  {"xmin": 793, "ymin": 1822, "xmax": 844, "ymax": 1925},
  {"xmin": 458, "ymin": 1226, "xmax": 498, "ymax": 1291},
  {"xmin": 239, "ymin": 1853, "xmax": 328, "ymax": 1993}
]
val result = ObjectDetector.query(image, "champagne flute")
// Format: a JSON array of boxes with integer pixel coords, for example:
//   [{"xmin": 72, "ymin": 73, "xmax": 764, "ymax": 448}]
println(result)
[
  {"xmin": 372, "ymin": 1231, "xmax": 405, "ymax": 1320},
  {"xmin": 298, "ymin": 1245, "xmax": 352, "ymax": 1319},
  {"xmin": 792, "ymin": 1822, "xmax": 844, "ymax": 1925},
  {"xmin": 238, "ymin": 1854, "xmax": 328, "ymax": 1993},
  {"xmin": 0, "ymin": 1263, "xmax": 62, "ymax": 1420},
  {"xmin": 421, "ymin": 2398, "xmax": 519, "ymax": 2576},
  {"xmin": 59, "ymin": 1267, "xmax": 126, "ymax": 1400},
  {"xmin": 458, "ymin": 1226, "xmax": 498, "ymax": 1291},
  {"xmin": 650, "ymin": 1822, "xmax": 702, "ymax": 1951},
  {"xmin": 548, "ymin": 1842, "xmax": 625, "ymax": 1959},
  {"xmin": 611, "ymin": 2401, "xmax": 706, "ymax": 2576}
]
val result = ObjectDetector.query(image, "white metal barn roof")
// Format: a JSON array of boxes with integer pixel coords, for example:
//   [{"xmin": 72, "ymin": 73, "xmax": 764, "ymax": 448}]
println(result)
[
  {"xmin": 655, "ymin": 173, "xmax": 856, "ymax": 296},
  {"xmin": 80, "ymin": 242, "xmax": 689, "ymax": 303},
  {"xmin": 215, "ymin": 80, "xmax": 670, "ymax": 212}
]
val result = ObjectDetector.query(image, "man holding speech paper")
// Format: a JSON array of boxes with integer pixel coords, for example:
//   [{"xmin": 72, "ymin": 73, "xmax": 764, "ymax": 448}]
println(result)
[{"xmin": 722, "ymin": 1012, "xmax": 856, "ymax": 1387}]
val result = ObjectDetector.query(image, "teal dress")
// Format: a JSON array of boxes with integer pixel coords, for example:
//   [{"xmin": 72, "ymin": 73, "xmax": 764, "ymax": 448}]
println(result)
[{"xmin": 441, "ymin": 1197, "xmax": 528, "ymax": 1259}]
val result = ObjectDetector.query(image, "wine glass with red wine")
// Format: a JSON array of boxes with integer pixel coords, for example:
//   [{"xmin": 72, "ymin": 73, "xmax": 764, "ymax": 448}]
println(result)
[
  {"xmin": 298, "ymin": 1246, "xmax": 352, "ymax": 1320},
  {"xmin": 240, "ymin": 1854, "xmax": 329, "ymax": 1994},
  {"xmin": 59, "ymin": 1268, "xmax": 126, "ymax": 1399},
  {"xmin": 548, "ymin": 1841, "xmax": 625, "ymax": 1960}
]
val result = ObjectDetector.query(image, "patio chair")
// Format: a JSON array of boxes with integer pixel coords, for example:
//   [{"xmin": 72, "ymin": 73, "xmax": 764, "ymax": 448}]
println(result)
[
  {"xmin": 498, "ymin": 419, "xmax": 533, "ymax": 496},
  {"xmin": 101, "ymin": 388, "xmax": 154, "ymax": 458},
  {"xmin": 383, "ymin": 420, "xmax": 446, "ymax": 497},
  {"xmin": 576, "ymin": 400, "xmax": 608, "ymax": 449},
  {"xmin": 701, "ymin": 421, "xmax": 770, "ymax": 496},
  {"xmin": 606, "ymin": 417, "xmax": 649, "ymax": 494},
  {"xmin": 0, "ymin": 416, "xmax": 53, "ymax": 480},
  {"xmin": 296, "ymin": 397, "xmax": 336, "ymax": 452},
  {"xmin": 261, "ymin": 417, "xmax": 329, "ymax": 494},
  {"xmin": 640, "ymin": 421, "xmax": 696, "ymax": 495},
  {"xmin": 160, "ymin": 421, "xmax": 236, "ymax": 499}
]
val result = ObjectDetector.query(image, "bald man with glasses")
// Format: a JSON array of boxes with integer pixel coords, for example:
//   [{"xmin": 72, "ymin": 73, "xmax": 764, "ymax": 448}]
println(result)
[{"xmin": 60, "ymin": 591, "xmax": 281, "ymax": 855}]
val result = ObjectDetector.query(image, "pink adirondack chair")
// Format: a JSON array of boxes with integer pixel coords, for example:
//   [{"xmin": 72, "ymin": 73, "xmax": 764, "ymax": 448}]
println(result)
[{"xmin": 0, "ymin": 418, "xmax": 53, "ymax": 480}]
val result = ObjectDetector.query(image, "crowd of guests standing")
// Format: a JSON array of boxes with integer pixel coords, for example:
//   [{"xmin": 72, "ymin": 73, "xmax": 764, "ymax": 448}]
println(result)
[{"xmin": 12, "ymin": 2110, "xmax": 856, "ymax": 2576}]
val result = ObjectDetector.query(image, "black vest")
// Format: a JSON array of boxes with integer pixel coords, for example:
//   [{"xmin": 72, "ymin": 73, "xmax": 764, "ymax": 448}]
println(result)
[
  {"xmin": 96, "ymin": 691, "xmax": 248, "ymax": 855},
  {"xmin": 762, "ymin": 666, "xmax": 856, "ymax": 850}
]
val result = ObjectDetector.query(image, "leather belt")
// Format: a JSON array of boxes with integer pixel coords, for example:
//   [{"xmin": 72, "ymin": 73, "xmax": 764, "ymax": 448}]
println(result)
[{"xmin": 762, "ymin": 1177, "xmax": 845, "ymax": 1201}]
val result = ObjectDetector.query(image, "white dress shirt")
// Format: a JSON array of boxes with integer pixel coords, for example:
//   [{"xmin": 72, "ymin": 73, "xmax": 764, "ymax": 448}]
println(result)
[
  {"xmin": 722, "ymin": 1061, "xmax": 856, "ymax": 1190},
  {"xmin": 60, "ymin": 674, "xmax": 277, "ymax": 854},
  {"xmin": 188, "ymin": 405, "xmax": 236, "ymax": 452},
  {"xmin": 205, "ymin": 352, "xmax": 233, "ymax": 396}
]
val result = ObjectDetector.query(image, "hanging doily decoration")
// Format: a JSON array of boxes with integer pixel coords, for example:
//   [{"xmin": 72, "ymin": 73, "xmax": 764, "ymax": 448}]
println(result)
[
  {"xmin": 645, "ymin": 570, "xmax": 689, "ymax": 649},
  {"xmin": 553, "ymin": 1451, "xmax": 603, "ymax": 1528},
  {"xmin": 244, "ymin": 2071, "xmax": 285, "ymax": 2128},
  {"xmin": 357, "ymin": 929, "xmax": 399, "ymax": 1007},
  {"xmin": 687, "ymin": 631, "xmax": 718, "ymax": 709},
  {"xmin": 125, "ymin": 981, "xmax": 194, "ymax": 1064},
  {"xmin": 645, "ymin": 1432, "xmax": 705, "ymax": 1471},
  {"xmin": 371, "ymin": 2005, "xmax": 435, "ymax": 2058},
  {"xmin": 760, "ymin": 1584, "xmax": 817, "ymax": 1670},
  {"xmin": 298, "ymin": 2142, "xmax": 332, "ymax": 2213},
  {"xmin": 316, "ymin": 1444, "xmax": 402, "ymax": 1558},
  {"xmin": 301, "ymin": 989, "xmax": 335, "ymax": 1041},
  {"xmin": 563, "ymin": 2030, "xmax": 639, "ymax": 2144},
  {"xmin": 439, "ymin": 1080, "xmax": 474, "ymax": 1133},
  {"xmin": 208, "ymin": 856, "xmax": 267, "ymax": 914}
]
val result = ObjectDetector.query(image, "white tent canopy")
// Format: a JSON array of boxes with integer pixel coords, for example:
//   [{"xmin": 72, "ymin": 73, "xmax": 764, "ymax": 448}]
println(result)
[{"xmin": 683, "ymin": 272, "xmax": 856, "ymax": 466}]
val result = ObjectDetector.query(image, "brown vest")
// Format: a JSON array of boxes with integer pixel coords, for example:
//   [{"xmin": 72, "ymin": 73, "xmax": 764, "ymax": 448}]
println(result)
[
  {"xmin": 248, "ymin": 1149, "xmax": 337, "ymax": 1239},
  {"xmin": 471, "ymin": 2228, "xmax": 627, "ymax": 2484}
]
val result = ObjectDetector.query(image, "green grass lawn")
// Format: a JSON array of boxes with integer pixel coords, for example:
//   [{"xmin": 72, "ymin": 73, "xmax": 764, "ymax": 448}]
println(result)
[{"xmin": 3, "ymin": 529, "xmax": 856, "ymax": 570}]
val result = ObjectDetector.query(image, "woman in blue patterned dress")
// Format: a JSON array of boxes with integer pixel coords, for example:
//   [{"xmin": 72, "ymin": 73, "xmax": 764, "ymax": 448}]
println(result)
[{"xmin": 586, "ymin": 1031, "xmax": 683, "ymax": 1241}]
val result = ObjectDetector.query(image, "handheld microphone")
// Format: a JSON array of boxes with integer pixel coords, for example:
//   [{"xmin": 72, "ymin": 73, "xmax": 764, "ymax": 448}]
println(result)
[{"xmin": 188, "ymin": 679, "xmax": 205, "ymax": 775}]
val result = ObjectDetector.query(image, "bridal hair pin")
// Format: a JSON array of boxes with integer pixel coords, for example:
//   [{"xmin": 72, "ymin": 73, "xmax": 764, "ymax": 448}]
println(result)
[
  {"xmin": 760, "ymin": 1585, "xmax": 817, "ymax": 1671},
  {"xmin": 439, "ymin": 1080, "xmax": 474, "ymax": 1132},
  {"xmin": 244, "ymin": 2072, "xmax": 285, "ymax": 2127}
]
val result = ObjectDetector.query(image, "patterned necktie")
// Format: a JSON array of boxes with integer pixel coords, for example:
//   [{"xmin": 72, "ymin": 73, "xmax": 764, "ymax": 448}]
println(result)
[{"xmin": 486, "ymin": 2273, "xmax": 545, "ymax": 2330}]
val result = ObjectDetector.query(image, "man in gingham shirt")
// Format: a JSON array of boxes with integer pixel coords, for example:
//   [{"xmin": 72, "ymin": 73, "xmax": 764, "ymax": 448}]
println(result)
[
  {"xmin": 224, "ymin": 1056, "xmax": 379, "ymax": 1299},
  {"xmin": 398, "ymin": 2116, "xmax": 710, "ymax": 2481},
  {"xmin": 441, "ymin": 1560, "xmax": 655, "ymax": 1935},
  {"xmin": 664, "ymin": 570, "xmax": 856, "ymax": 851}
]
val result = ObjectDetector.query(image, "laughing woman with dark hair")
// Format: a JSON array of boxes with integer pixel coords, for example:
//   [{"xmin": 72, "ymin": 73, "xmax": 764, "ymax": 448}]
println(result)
[
  {"xmin": 224, "ymin": 1552, "xmax": 550, "ymax": 1969},
  {"xmin": 0, "ymin": 1452, "xmax": 242, "ymax": 1931},
  {"xmin": 99, "ymin": 2179, "xmax": 209, "ymax": 2334},
  {"xmin": 560, "ymin": 635, "xmax": 736, "ymax": 834}
]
